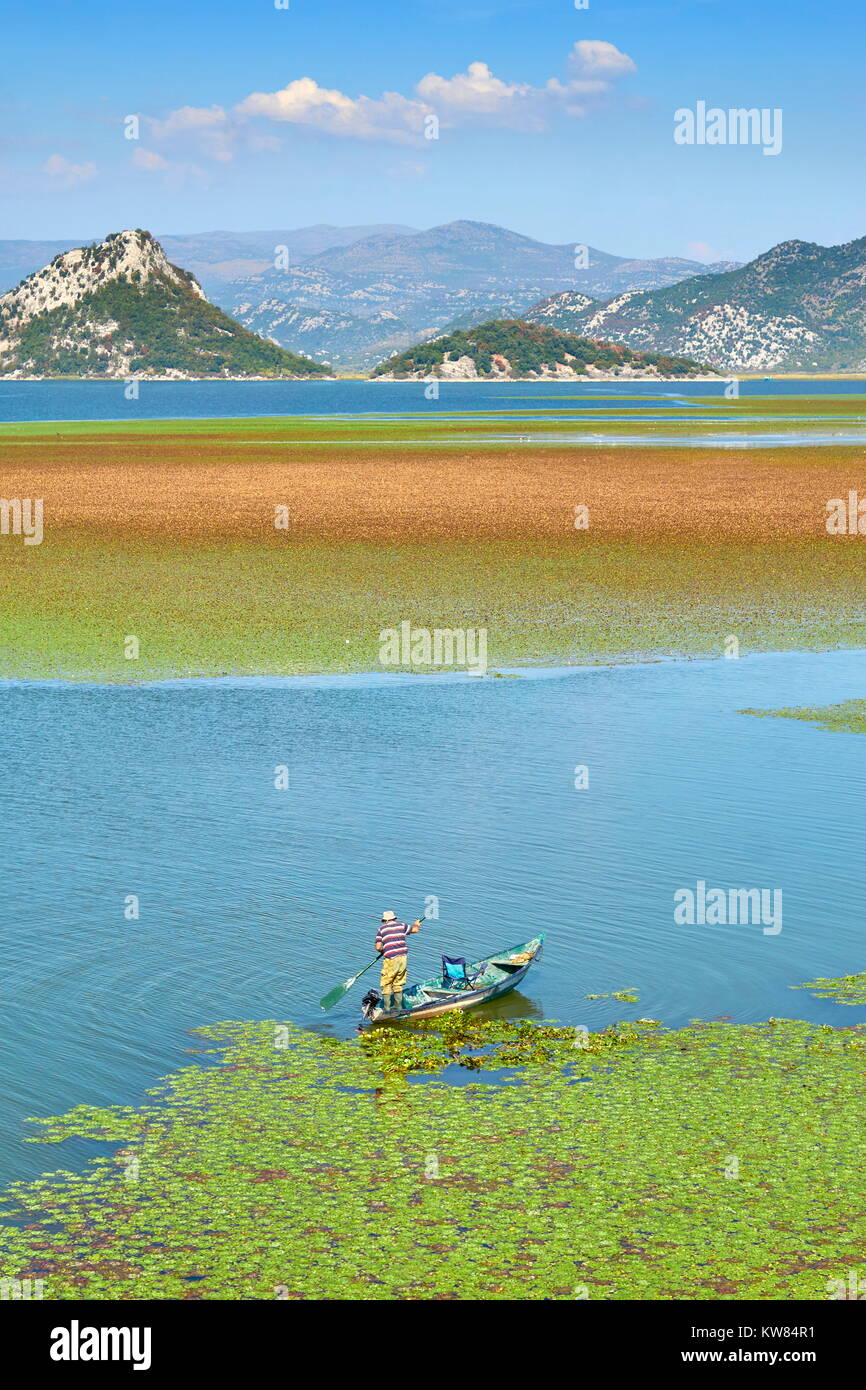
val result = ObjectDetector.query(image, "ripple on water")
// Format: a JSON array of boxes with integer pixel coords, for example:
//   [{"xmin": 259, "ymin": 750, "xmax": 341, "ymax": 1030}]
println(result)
[{"xmin": 1, "ymin": 646, "xmax": 865, "ymax": 1184}]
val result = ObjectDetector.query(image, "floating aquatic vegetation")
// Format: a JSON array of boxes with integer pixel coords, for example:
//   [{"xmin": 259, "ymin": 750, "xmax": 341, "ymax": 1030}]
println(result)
[
  {"xmin": 584, "ymin": 987, "xmax": 640, "ymax": 1002},
  {"xmin": 741, "ymin": 699, "xmax": 866, "ymax": 735},
  {"xmin": 792, "ymin": 972, "xmax": 866, "ymax": 1005},
  {"xmin": 0, "ymin": 1016, "xmax": 864, "ymax": 1301}
]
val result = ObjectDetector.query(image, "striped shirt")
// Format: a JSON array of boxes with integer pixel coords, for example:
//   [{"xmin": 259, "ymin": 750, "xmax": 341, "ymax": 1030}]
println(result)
[{"xmin": 376, "ymin": 920, "xmax": 413, "ymax": 959}]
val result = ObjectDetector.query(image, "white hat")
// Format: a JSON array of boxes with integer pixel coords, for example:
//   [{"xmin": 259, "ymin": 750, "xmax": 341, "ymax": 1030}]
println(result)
[{"xmin": 381, "ymin": 910, "xmax": 397, "ymax": 922}]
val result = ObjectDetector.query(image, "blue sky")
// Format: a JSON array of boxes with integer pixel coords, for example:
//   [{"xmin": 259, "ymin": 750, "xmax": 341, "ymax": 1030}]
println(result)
[{"xmin": 2, "ymin": 0, "xmax": 864, "ymax": 260}]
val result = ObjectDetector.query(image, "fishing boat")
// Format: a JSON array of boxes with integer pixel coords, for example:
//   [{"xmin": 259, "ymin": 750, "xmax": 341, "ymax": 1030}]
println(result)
[{"xmin": 360, "ymin": 934, "xmax": 544, "ymax": 1025}]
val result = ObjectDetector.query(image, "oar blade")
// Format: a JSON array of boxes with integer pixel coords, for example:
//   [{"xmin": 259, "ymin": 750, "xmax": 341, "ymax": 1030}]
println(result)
[{"xmin": 319, "ymin": 978, "xmax": 354, "ymax": 1011}]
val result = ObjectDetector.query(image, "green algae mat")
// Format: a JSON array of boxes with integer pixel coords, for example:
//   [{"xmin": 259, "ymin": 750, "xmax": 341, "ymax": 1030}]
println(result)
[
  {"xmin": 1, "ymin": 1016, "xmax": 863, "ymax": 1300},
  {"xmin": 792, "ymin": 972, "xmax": 866, "ymax": 1005},
  {"xmin": 742, "ymin": 699, "xmax": 866, "ymax": 736},
  {"xmin": 4, "ymin": 404, "xmax": 866, "ymax": 682},
  {"xmin": 5, "ymin": 534, "xmax": 866, "ymax": 683}
]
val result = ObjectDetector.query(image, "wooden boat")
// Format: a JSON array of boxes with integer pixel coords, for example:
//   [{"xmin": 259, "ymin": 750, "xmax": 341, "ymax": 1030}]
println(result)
[{"xmin": 360, "ymin": 935, "xmax": 544, "ymax": 1025}]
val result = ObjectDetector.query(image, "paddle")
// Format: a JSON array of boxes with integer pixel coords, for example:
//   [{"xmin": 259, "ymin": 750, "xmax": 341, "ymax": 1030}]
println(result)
[{"xmin": 319, "ymin": 912, "xmax": 429, "ymax": 1012}]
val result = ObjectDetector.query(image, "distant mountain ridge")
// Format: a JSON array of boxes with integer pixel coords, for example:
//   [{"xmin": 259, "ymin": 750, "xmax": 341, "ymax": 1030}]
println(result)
[
  {"xmin": 373, "ymin": 319, "xmax": 714, "ymax": 381},
  {"xmin": 0, "ymin": 230, "xmax": 327, "ymax": 378},
  {"xmin": 6, "ymin": 225, "xmax": 861, "ymax": 374},
  {"xmin": 222, "ymin": 220, "xmax": 740, "ymax": 369},
  {"xmin": 526, "ymin": 236, "xmax": 866, "ymax": 371},
  {"xmin": 0, "ymin": 226, "xmax": 420, "ymax": 299},
  {"xmin": 0, "ymin": 221, "xmax": 739, "ymax": 370}
]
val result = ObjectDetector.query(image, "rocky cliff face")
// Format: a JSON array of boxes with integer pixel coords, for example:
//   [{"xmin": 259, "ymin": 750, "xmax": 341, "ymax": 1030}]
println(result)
[
  {"xmin": 525, "ymin": 291, "xmax": 598, "ymax": 327},
  {"xmin": 0, "ymin": 230, "xmax": 203, "ymax": 331},
  {"xmin": 526, "ymin": 236, "xmax": 866, "ymax": 371},
  {"xmin": 0, "ymin": 230, "xmax": 328, "ymax": 378}
]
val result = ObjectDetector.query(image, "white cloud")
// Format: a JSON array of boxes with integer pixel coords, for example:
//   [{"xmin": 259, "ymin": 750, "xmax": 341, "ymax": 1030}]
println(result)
[
  {"xmin": 568, "ymin": 40, "xmax": 637, "ymax": 79},
  {"xmin": 132, "ymin": 148, "xmax": 170, "ymax": 172},
  {"xmin": 147, "ymin": 105, "xmax": 235, "ymax": 161},
  {"xmin": 236, "ymin": 78, "xmax": 428, "ymax": 143},
  {"xmin": 148, "ymin": 105, "xmax": 227, "ymax": 139},
  {"xmin": 152, "ymin": 44, "xmax": 638, "ymax": 153},
  {"xmin": 415, "ymin": 51, "xmax": 635, "ymax": 128},
  {"xmin": 42, "ymin": 153, "xmax": 96, "ymax": 187},
  {"xmin": 130, "ymin": 145, "xmax": 209, "ymax": 188},
  {"xmin": 543, "ymin": 75, "xmax": 609, "ymax": 120},
  {"xmin": 416, "ymin": 61, "xmax": 546, "ymax": 131}
]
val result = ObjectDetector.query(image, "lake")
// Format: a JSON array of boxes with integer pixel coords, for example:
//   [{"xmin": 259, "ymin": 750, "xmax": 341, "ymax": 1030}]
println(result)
[
  {"xmin": 1, "ymin": 647, "xmax": 864, "ymax": 1186},
  {"xmin": 1, "ymin": 376, "xmax": 865, "ymax": 424}
]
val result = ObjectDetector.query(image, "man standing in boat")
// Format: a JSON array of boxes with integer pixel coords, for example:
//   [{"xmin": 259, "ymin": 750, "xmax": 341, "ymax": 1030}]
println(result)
[{"xmin": 375, "ymin": 910, "xmax": 423, "ymax": 1012}]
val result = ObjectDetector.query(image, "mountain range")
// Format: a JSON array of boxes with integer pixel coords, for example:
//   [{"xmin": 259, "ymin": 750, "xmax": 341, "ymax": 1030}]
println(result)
[
  {"xmin": 0, "ymin": 221, "xmax": 738, "ymax": 371},
  {"xmin": 0, "ymin": 226, "xmax": 416, "ymax": 298},
  {"xmin": 527, "ymin": 237, "xmax": 866, "ymax": 371},
  {"xmin": 0, "ymin": 230, "xmax": 326, "ymax": 378},
  {"xmin": 4, "ymin": 224, "xmax": 865, "ymax": 376},
  {"xmin": 217, "ymin": 222, "xmax": 739, "ymax": 370}
]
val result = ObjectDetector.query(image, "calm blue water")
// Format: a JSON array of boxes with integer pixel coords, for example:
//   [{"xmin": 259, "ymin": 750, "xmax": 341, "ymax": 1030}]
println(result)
[
  {"xmin": 1, "ymin": 648, "xmax": 865, "ymax": 1185},
  {"xmin": 1, "ymin": 377, "xmax": 864, "ymax": 424}
]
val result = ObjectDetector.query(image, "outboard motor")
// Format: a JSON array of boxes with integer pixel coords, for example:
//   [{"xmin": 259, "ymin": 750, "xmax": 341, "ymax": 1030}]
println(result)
[{"xmin": 360, "ymin": 988, "xmax": 381, "ymax": 1021}]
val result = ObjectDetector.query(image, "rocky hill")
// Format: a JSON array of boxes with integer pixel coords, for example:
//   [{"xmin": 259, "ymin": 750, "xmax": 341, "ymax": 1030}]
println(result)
[
  {"xmin": 526, "ymin": 236, "xmax": 866, "ymax": 371},
  {"xmin": 372, "ymin": 319, "xmax": 714, "ymax": 380},
  {"xmin": 0, "ymin": 230, "xmax": 328, "ymax": 378}
]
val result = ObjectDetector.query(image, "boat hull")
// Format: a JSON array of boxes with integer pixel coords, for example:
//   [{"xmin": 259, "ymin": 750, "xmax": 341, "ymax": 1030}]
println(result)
[{"xmin": 365, "ymin": 935, "xmax": 544, "ymax": 1025}]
